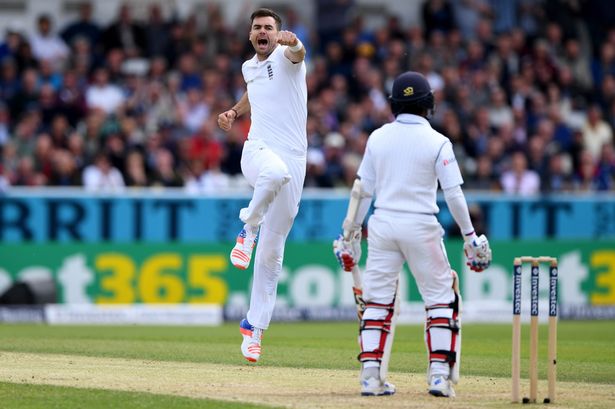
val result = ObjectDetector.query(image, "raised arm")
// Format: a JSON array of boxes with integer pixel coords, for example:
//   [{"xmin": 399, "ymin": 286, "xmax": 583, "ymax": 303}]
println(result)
[{"xmin": 278, "ymin": 30, "xmax": 306, "ymax": 63}]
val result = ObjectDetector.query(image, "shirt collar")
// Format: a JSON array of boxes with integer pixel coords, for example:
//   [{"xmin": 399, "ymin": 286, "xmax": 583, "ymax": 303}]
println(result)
[
  {"xmin": 245, "ymin": 45, "xmax": 280, "ymax": 67},
  {"xmin": 395, "ymin": 113, "xmax": 429, "ymax": 125}
]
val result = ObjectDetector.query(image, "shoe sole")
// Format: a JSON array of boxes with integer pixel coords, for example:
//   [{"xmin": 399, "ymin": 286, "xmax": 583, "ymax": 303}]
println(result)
[
  {"xmin": 428, "ymin": 389, "xmax": 450, "ymax": 397},
  {"xmin": 361, "ymin": 391, "xmax": 395, "ymax": 397}
]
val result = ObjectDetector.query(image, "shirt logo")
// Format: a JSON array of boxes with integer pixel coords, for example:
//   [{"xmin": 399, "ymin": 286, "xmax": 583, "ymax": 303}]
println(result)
[
  {"xmin": 267, "ymin": 64, "xmax": 273, "ymax": 80},
  {"xmin": 443, "ymin": 157, "xmax": 457, "ymax": 166},
  {"xmin": 403, "ymin": 86, "xmax": 414, "ymax": 96}
]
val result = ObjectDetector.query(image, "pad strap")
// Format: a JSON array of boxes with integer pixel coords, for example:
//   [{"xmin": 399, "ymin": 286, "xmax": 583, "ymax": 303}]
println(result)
[
  {"xmin": 358, "ymin": 301, "xmax": 395, "ymax": 364},
  {"xmin": 430, "ymin": 349, "xmax": 457, "ymax": 363},
  {"xmin": 426, "ymin": 316, "xmax": 460, "ymax": 332},
  {"xmin": 425, "ymin": 293, "xmax": 460, "ymax": 367}
]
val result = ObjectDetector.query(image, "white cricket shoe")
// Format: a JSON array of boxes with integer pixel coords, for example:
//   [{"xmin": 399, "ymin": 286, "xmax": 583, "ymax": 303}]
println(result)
[
  {"xmin": 240, "ymin": 318, "xmax": 263, "ymax": 362},
  {"xmin": 428, "ymin": 375, "xmax": 455, "ymax": 398},
  {"xmin": 360, "ymin": 367, "xmax": 396, "ymax": 396},
  {"xmin": 230, "ymin": 225, "xmax": 259, "ymax": 270}
]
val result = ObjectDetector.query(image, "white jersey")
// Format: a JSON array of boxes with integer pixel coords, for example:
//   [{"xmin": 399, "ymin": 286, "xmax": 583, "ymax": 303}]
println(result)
[
  {"xmin": 242, "ymin": 45, "xmax": 307, "ymax": 155},
  {"xmin": 357, "ymin": 113, "xmax": 463, "ymax": 215}
]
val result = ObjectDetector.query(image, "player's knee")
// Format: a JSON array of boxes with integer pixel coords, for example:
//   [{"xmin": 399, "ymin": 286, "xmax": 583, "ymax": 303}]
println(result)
[
  {"xmin": 262, "ymin": 166, "xmax": 291, "ymax": 189},
  {"xmin": 363, "ymin": 307, "xmax": 389, "ymax": 320}
]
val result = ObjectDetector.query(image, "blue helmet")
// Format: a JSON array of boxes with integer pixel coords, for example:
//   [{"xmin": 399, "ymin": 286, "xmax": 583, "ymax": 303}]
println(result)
[{"xmin": 389, "ymin": 71, "xmax": 435, "ymax": 117}]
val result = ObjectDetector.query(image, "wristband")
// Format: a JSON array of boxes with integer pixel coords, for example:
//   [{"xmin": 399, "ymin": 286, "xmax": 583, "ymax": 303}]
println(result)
[
  {"xmin": 230, "ymin": 108, "xmax": 239, "ymax": 119},
  {"xmin": 289, "ymin": 39, "xmax": 303, "ymax": 52}
]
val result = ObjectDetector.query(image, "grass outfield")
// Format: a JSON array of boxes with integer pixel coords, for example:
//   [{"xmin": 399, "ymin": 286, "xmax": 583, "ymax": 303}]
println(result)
[{"xmin": 1, "ymin": 321, "xmax": 614, "ymax": 408}]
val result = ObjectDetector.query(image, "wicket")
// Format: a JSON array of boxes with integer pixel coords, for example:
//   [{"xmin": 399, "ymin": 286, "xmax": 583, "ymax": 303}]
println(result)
[{"xmin": 512, "ymin": 256, "xmax": 558, "ymax": 404}]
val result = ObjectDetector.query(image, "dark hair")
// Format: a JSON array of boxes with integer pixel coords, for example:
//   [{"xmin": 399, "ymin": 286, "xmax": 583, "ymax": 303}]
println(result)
[{"xmin": 250, "ymin": 8, "xmax": 282, "ymax": 31}]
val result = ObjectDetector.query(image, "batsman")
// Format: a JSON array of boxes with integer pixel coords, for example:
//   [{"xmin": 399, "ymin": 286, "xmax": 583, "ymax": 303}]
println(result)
[{"xmin": 333, "ymin": 71, "xmax": 492, "ymax": 398}]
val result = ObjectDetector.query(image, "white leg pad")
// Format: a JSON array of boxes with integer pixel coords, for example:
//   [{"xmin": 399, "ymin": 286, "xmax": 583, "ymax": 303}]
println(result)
[{"xmin": 425, "ymin": 274, "xmax": 461, "ymax": 384}]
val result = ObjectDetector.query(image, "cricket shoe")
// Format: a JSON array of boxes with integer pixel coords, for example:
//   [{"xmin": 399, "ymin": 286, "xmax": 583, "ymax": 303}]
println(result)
[
  {"xmin": 230, "ymin": 225, "xmax": 259, "ymax": 270},
  {"xmin": 360, "ymin": 367, "xmax": 396, "ymax": 396},
  {"xmin": 428, "ymin": 375, "xmax": 455, "ymax": 398},
  {"xmin": 240, "ymin": 318, "xmax": 263, "ymax": 362}
]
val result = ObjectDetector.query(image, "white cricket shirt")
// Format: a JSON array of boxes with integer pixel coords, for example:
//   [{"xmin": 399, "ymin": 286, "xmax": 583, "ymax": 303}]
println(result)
[
  {"xmin": 357, "ymin": 113, "xmax": 463, "ymax": 214},
  {"xmin": 242, "ymin": 45, "xmax": 307, "ymax": 155}
]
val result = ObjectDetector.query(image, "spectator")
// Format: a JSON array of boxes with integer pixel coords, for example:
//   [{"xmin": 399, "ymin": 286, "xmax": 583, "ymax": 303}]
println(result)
[
  {"xmin": 184, "ymin": 158, "xmax": 230, "ymax": 193},
  {"xmin": 144, "ymin": 4, "xmax": 171, "ymax": 58},
  {"xmin": 49, "ymin": 149, "xmax": 81, "ymax": 186},
  {"xmin": 582, "ymin": 104, "xmax": 613, "ymax": 160},
  {"xmin": 150, "ymin": 148, "xmax": 182, "ymax": 187},
  {"xmin": 0, "ymin": 26, "xmax": 23, "ymax": 62},
  {"xmin": 0, "ymin": 164, "xmax": 9, "ymax": 192},
  {"xmin": 82, "ymin": 152, "xmax": 125, "ymax": 191},
  {"xmin": 60, "ymin": 1, "xmax": 101, "ymax": 52},
  {"xmin": 177, "ymin": 87, "xmax": 209, "ymax": 134},
  {"xmin": 85, "ymin": 67, "xmax": 125, "ymax": 115},
  {"xmin": 488, "ymin": 87, "xmax": 513, "ymax": 128},
  {"xmin": 422, "ymin": 0, "xmax": 456, "ymax": 37},
  {"xmin": 595, "ymin": 142, "xmax": 615, "ymax": 191},
  {"xmin": 101, "ymin": 3, "xmax": 145, "ymax": 57},
  {"xmin": 29, "ymin": 14, "xmax": 69, "ymax": 69},
  {"xmin": 541, "ymin": 151, "xmax": 573, "ymax": 193},
  {"xmin": 500, "ymin": 150, "xmax": 541, "ymax": 195},
  {"xmin": 573, "ymin": 150, "xmax": 598, "ymax": 192},
  {"xmin": 124, "ymin": 149, "xmax": 148, "ymax": 187}
]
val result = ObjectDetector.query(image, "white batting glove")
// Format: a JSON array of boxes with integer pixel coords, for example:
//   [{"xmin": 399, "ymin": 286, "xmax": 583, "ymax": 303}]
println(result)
[
  {"xmin": 463, "ymin": 233, "xmax": 492, "ymax": 272},
  {"xmin": 333, "ymin": 233, "xmax": 361, "ymax": 272}
]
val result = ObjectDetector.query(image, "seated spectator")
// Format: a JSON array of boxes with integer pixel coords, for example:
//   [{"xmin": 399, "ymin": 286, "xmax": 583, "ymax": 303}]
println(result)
[
  {"xmin": 60, "ymin": 1, "xmax": 101, "ymax": 51},
  {"xmin": 82, "ymin": 152, "xmax": 125, "ymax": 191},
  {"xmin": 124, "ymin": 149, "xmax": 148, "ymax": 187},
  {"xmin": 595, "ymin": 142, "xmax": 615, "ymax": 191},
  {"xmin": 572, "ymin": 150, "xmax": 598, "ymax": 192},
  {"xmin": 29, "ymin": 14, "xmax": 69, "ymax": 69},
  {"xmin": 542, "ymin": 152, "xmax": 573, "ymax": 193},
  {"xmin": 85, "ymin": 67, "xmax": 125, "ymax": 115},
  {"xmin": 177, "ymin": 87, "xmax": 209, "ymax": 134},
  {"xmin": 500, "ymin": 150, "xmax": 541, "ymax": 195},
  {"xmin": 101, "ymin": 3, "xmax": 145, "ymax": 57},
  {"xmin": 582, "ymin": 104, "xmax": 613, "ymax": 160},
  {"xmin": 150, "ymin": 148, "xmax": 183, "ymax": 187},
  {"xmin": 0, "ymin": 164, "xmax": 9, "ymax": 192},
  {"xmin": 184, "ymin": 158, "xmax": 230, "ymax": 194},
  {"xmin": 49, "ymin": 149, "xmax": 81, "ymax": 186}
]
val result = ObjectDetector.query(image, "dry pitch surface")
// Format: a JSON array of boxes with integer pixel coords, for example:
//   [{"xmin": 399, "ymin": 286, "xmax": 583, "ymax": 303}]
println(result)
[{"xmin": 1, "ymin": 352, "xmax": 614, "ymax": 409}]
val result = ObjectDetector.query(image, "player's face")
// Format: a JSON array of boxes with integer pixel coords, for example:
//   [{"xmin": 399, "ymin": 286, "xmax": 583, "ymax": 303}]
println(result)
[{"xmin": 249, "ymin": 16, "xmax": 278, "ymax": 57}]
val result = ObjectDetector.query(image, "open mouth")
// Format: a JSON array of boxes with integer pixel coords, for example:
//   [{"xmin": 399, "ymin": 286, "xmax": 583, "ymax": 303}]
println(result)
[{"xmin": 257, "ymin": 38, "xmax": 268, "ymax": 47}]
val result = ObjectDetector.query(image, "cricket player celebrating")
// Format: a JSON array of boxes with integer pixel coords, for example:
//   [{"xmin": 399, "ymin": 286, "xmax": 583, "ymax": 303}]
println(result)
[
  {"xmin": 333, "ymin": 71, "xmax": 492, "ymax": 397},
  {"xmin": 217, "ymin": 8, "xmax": 307, "ymax": 363}
]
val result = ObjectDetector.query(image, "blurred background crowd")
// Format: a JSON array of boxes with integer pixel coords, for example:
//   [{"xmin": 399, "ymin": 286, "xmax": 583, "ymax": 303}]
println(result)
[{"xmin": 0, "ymin": 0, "xmax": 614, "ymax": 194}]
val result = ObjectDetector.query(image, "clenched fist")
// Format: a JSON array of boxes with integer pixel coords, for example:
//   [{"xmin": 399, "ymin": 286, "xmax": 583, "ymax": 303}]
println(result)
[
  {"xmin": 277, "ymin": 30, "xmax": 298, "ymax": 47},
  {"xmin": 217, "ymin": 109, "xmax": 237, "ymax": 132}
]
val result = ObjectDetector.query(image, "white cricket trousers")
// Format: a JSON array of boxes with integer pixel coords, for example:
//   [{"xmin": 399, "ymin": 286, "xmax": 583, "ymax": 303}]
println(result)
[
  {"xmin": 240, "ymin": 139, "xmax": 306, "ymax": 330},
  {"xmin": 363, "ymin": 210, "xmax": 455, "ymax": 307},
  {"xmin": 362, "ymin": 210, "xmax": 458, "ymax": 378}
]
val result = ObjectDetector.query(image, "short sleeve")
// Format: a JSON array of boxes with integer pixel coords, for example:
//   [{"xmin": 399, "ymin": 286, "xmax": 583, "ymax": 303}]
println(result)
[{"xmin": 435, "ymin": 141, "xmax": 463, "ymax": 189}]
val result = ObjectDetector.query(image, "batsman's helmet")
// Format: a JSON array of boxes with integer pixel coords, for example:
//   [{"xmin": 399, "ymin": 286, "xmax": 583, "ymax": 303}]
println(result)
[{"xmin": 389, "ymin": 71, "xmax": 435, "ymax": 117}]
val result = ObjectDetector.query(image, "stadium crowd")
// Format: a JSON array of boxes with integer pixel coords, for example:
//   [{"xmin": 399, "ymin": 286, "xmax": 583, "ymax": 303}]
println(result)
[{"xmin": 0, "ymin": 0, "xmax": 614, "ymax": 194}]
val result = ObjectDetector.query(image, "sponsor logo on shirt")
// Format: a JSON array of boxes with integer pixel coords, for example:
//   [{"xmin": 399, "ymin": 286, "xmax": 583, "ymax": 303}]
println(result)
[{"xmin": 443, "ymin": 157, "xmax": 457, "ymax": 166}]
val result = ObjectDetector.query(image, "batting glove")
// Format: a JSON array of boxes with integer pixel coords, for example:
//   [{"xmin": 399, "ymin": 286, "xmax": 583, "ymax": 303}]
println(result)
[
  {"xmin": 333, "ymin": 233, "xmax": 361, "ymax": 272},
  {"xmin": 463, "ymin": 233, "xmax": 492, "ymax": 272}
]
